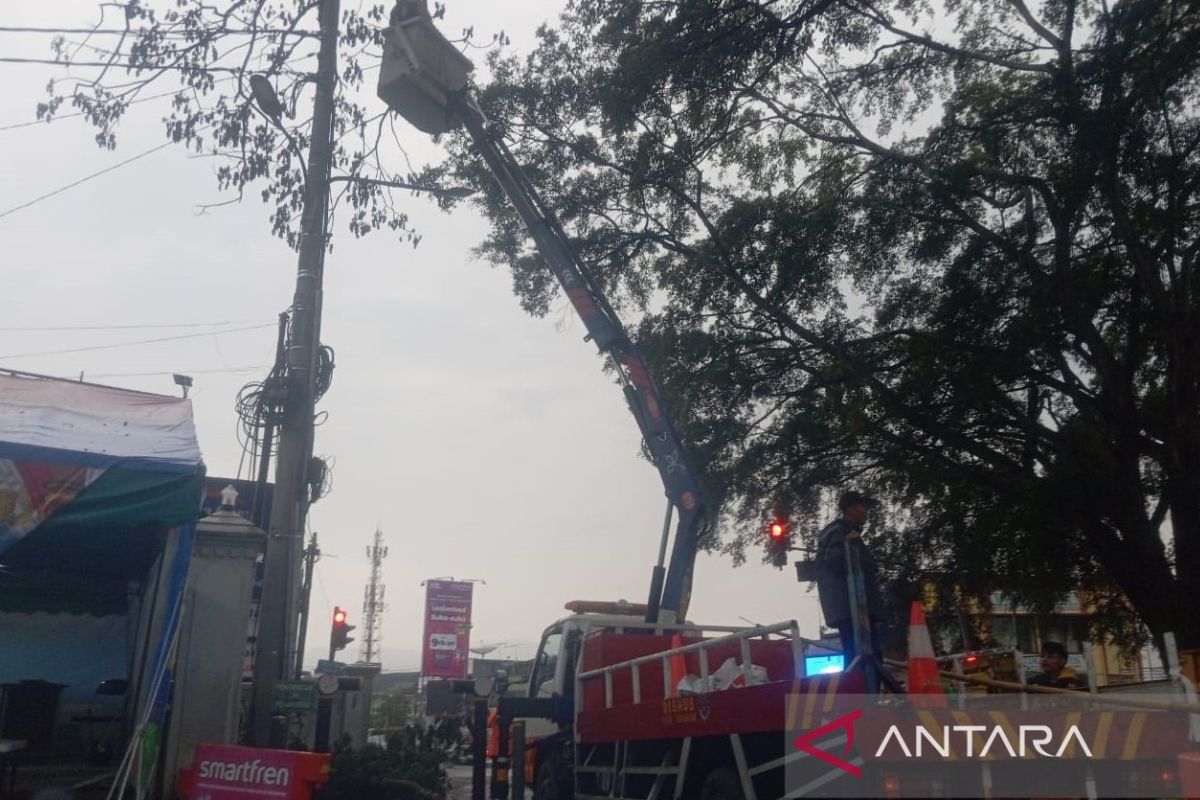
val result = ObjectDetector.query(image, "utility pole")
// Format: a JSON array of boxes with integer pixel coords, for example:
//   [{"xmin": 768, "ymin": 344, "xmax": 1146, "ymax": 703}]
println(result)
[
  {"xmin": 294, "ymin": 531, "xmax": 321, "ymax": 677},
  {"xmin": 362, "ymin": 527, "xmax": 388, "ymax": 663},
  {"xmin": 249, "ymin": 0, "xmax": 340, "ymax": 746}
]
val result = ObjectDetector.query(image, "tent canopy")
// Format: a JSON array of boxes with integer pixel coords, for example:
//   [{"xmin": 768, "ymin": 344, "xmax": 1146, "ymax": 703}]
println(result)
[{"xmin": 0, "ymin": 371, "xmax": 205, "ymax": 582}]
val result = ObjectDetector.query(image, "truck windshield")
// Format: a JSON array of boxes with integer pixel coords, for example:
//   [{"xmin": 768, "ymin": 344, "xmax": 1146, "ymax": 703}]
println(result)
[{"xmin": 531, "ymin": 629, "xmax": 563, "ymax": 697}]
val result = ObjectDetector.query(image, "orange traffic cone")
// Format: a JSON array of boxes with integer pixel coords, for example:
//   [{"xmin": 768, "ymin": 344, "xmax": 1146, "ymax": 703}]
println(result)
[
  {"xmin": 907, "ymin": 601, "xmax": 946, "ymax": 704},
  {"xmin": 669, "ymin": 633, "xmax": 688, "ymax": 697}
]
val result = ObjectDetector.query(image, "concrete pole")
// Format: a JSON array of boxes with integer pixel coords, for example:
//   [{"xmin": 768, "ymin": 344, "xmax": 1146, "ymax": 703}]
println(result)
[{"xmin": 249, "ymin": 0, "xmax": 340, "ymax": 745}]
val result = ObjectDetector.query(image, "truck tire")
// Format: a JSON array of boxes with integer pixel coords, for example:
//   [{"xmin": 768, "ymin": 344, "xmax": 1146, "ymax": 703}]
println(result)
[{"xmin": 699, "ymin": 766, "xmax": 745, "ymax": 800}]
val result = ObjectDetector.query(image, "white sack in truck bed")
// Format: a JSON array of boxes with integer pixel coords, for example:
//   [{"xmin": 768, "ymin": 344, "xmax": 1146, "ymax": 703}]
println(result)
[{"xmin": 676, "ymin": 657, "xmax": 769, "ymax": 695}]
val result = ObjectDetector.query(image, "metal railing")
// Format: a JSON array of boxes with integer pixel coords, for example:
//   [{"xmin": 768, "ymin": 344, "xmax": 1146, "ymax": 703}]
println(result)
[{"xmin": 575, "ymin": 620, "xmax": 816, "ymax": 710}]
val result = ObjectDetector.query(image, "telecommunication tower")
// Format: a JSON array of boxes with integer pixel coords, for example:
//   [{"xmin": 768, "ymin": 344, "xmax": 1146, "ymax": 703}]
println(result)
[{"xmin": 361, "ymin": 527, "xmax": 388, "ymax": 663}]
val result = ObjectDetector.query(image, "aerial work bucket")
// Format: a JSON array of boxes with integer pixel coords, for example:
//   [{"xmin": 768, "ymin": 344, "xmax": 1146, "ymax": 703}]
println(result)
[{"xmin": 378, "ymin": 0, "xmax": 474, "ymax": 134}]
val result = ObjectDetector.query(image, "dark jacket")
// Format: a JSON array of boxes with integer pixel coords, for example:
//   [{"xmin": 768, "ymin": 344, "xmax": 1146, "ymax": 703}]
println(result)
[{"xmin": 815, "ymin": 517, "xmax": 883, "ymax": 628}]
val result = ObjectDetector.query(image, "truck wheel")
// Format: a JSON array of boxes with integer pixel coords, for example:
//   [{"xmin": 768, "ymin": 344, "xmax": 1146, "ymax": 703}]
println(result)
[{"xmin": 699, "ymin": 766, "xmax": 745, "ymax": 800}]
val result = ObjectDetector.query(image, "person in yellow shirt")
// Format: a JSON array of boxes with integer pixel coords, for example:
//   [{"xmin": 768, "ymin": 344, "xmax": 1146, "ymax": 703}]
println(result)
[{"xmin": 1028, "ymin": 641, "xmax": 1087, "ymax": 689}]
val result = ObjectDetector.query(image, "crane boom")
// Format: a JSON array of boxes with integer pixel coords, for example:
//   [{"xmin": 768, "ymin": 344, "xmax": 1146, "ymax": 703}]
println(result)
[
  {"xmin": 378, "ymin": 2, "xmax": 705, "ymax": 622},
  {"xmin": 456, "ymin": 102, "xmax": 705, "ymax": 622}
]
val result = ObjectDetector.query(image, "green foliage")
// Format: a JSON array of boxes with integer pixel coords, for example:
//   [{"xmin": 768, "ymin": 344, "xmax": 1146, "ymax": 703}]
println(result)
[
  {"xmin": 320, "ymin": 729, "xmax": 448, "ymax": 800},
  {"xmin": 448, "ymin": 0, "xmax": 1200, "ymax": 649},
  {"xmin": 41, "ymin": 1, "xmax": 481, "ymax": 247},
  {"xmin": 372, "ymin": 693, "xmax": 416, "ymax": 730}
]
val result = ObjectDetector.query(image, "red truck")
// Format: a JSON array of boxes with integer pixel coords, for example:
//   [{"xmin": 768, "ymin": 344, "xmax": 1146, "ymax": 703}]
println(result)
[{"xmin": 498, "ymin": 601, "xmax": 863, "ymax": 800}]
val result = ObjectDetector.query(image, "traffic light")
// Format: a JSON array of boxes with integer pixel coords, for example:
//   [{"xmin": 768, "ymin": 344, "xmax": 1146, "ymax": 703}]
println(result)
[
  {"xmin": 330, "ymin": 606, "xmax": 355, "ymax": 654},
  {"xmin": 768, "ymin": 518, "xmax": 791, "ymax": 568}
]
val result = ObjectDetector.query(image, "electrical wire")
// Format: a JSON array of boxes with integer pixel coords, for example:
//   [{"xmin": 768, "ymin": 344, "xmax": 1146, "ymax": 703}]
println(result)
[
  {"xmin": 233, "ymin": 317, "xmax": 336, "ymax": 507},
  {"xmin": 0, "ymin": 83, "xmax": 233, "ymax": 132},
  {"xmin": 0, "ymin": 25, "xmax": 319, "ymax": 36},
  {"xmin": 308, "ymin": 454, "xmax": 333, "ymax": 504},
  {"xmin": 314, "ymin": 344, "xmax": 335, "ymax": 401},
  {"xmin": 83, "ymin": 365, "xmax": 270, "ymax": 378},
  {"xmin": 0, "ymin": 319, "xmax": 270, "ymax": 331},
  {"xmin": 0, "ymin": 322, "xmax": 274, "ymax": 360},
  {"xmin": 0, "ymin": 56, "xmax": 250, "ymax": 73},
  {"xmin": 234, "ymin": 313, "xmax": 291, "ymax": 490},
  {"xmin": 0, "ymin": 138, "xmax": 177, "ymax": 220}
]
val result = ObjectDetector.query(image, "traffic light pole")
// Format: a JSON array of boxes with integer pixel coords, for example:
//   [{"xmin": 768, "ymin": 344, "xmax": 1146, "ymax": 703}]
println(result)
[{"xmin": 249, "ymin": 0, "xmax": 340, "ymax": 746}]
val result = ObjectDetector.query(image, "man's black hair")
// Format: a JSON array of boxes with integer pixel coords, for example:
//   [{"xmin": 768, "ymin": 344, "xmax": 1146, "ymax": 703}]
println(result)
[
  {"xmin": 838, "ymin": 490, "xmax": 875, "ymax": 512},
  {"xmin": 1041, "ymin": 640, "xmax": 1068, "ymax": 659}
]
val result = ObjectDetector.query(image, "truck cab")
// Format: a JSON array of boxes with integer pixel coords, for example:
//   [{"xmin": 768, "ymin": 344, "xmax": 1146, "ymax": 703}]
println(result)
[
  {"xmin": 518, "ymin": 601, "xmax": 703, "ymax": 798},
  {"xmin": 531, "ymin": 601, "xmax": 668, "ymax": 699},
  {"xmin": 505, "ymin": 602, "xmax": 840, "ymax": 800}
]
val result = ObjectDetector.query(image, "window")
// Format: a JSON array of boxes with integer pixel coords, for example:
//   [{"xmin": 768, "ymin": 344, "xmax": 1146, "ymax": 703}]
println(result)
[
  {"xmin": 991, "ymin": 616, "xmax": 1016, "ymax": 649},
  {"xmin": 531, "ymin": 629, "xmax": 563, "ymax": 698},
  {"xmin": 1015, "ymin": 616, "xmax": 1038, "ymax": 654}
]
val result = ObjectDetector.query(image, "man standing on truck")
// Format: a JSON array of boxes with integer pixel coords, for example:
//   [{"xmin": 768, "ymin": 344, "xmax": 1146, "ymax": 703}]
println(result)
[{"xmin": 816, "ymin": 491, "xmax": 885, "ymax": 668}]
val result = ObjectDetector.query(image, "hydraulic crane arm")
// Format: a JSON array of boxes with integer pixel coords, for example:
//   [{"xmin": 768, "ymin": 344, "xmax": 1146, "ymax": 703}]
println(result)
[
  {"xmin": 378, "ymin": 1, "xmax": 705, "ymax": 621},
  {"xmin": 454, "ymin": 100, "xmax": 705, "ymax": 623}
]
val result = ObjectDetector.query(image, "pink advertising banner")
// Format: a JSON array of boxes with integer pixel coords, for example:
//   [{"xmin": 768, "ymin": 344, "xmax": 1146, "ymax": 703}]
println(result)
[
  {"xmin": 180, "ymin": 744, "xmax": 330, "ymax": 800},
  {"xmin": 420, "ymin": 579, "xmax": 473, "ymax": 678}
]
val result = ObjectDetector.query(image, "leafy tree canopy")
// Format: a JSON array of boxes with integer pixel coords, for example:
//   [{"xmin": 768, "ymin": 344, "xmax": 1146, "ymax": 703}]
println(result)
[
  {"xmin": 38, "ymin": 0, "xmax": 486, "ymax": 246},
  {"xmin": 446, "ymin": 0, "xmax": 1200, "ymax": 649}
]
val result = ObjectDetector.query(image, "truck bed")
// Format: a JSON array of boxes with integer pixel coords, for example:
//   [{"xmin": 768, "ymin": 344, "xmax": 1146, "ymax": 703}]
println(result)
[{"xmin": 576, "ymin": 627, "xmax": 866, "ymax": 743}]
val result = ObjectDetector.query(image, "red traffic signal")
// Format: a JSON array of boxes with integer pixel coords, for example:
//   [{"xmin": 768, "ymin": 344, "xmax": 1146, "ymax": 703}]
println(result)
[
  {"xmin": 330, "ymin": 606, "xmax": 355, "ymax": 655},
  {"xmin": 767, "ymin": 518, "xmax": 791, "ymax": 568}
]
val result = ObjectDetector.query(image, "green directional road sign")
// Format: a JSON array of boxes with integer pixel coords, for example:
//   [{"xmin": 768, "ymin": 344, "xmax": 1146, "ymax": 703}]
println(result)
[{"xmin": 272, "ymin": 679, "xmax": 318, "ymax": 713}]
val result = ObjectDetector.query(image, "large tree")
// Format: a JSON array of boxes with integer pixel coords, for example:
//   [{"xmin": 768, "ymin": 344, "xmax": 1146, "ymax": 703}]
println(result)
[{"xmin": 447, "ymin": 0, "xmax": 1200, "ymax": 648}]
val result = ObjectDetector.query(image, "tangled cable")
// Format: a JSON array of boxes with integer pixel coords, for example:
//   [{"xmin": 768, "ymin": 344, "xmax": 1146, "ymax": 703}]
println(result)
[
  {"xmin": 315, "ymin": 344, "xmax": 335, "ymax": 401},
  {"xmin": 233, "ymin": 312, "xmax": 336, "ymax": 489},
  {"xmin": 308, "ymin": 454, "xmax": 334, "ymax": 504},
  {"xmin": 234, "ymin": 365, "xmax": 288, "ymax": 480}
]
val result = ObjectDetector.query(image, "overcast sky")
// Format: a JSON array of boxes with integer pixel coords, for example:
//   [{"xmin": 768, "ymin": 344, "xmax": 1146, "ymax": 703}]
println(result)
[{"xmin": 2, "ymin": 0, "xmax": 824, "ymax": 671}]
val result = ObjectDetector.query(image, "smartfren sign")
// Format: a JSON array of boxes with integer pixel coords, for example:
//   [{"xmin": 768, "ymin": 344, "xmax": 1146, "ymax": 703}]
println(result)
[{"xmin": 179, "ymin": 744, "xmax": 330, "ymax": 800}]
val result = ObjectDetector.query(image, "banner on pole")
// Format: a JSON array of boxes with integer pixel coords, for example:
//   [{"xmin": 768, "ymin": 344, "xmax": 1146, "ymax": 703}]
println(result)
[{"xmin": 420, "ymin": 579, "xmax": 473, "ymax": 678}]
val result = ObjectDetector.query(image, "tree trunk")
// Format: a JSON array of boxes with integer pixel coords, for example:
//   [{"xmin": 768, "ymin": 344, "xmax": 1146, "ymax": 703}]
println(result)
[{"xmin": 1163, "ymin": 323, "xmax": 1200, "ymax": 649}]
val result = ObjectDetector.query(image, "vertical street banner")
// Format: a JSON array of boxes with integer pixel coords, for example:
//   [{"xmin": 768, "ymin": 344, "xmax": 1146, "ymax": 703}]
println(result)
[{"xmin": 420, "ymin": 579, "xmax": 473, "ymax": 678}]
